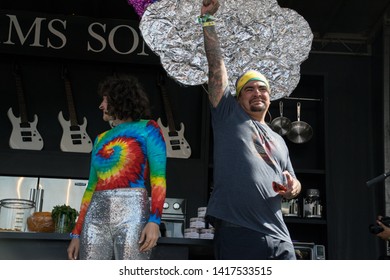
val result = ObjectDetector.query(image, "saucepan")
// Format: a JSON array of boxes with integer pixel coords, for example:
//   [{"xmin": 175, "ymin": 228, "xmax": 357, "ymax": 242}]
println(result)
[
  {"xmin": 271, "ymin": 101, "xmax": 291, "ymax": 136},
  {"xmin": 287, "ymin": 102, "xmax": 313, "ymax": 144}
]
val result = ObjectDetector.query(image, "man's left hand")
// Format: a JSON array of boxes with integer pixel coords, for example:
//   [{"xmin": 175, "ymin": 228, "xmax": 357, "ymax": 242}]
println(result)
[{"xmin": 281, "ymin": 171, "xmax": 301, "ymax": 199}]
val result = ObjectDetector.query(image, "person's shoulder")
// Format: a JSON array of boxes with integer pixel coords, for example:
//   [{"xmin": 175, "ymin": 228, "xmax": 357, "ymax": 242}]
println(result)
[
  {"xmin": 211, "ymin": 89, "xmax": 239, "ymax": 120},
  {"xmin": 97, "ymin": 128, "xmax": 111, "ymax": 138},
  {"xmin": 143, "ymin": 119, "xmax": 161, "ymax": 130},
  {"xmin": 95, "ymin": 129, "xmax": 111, "ymax": 144},
  {"xmin": 144, "ymin": 119, "xmax": 157, "ymax": 125}
]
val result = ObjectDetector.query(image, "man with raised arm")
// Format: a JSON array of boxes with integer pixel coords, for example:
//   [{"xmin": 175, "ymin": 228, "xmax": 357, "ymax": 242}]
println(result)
[{"xmin": 200, "ymin": 0, "xmax": 301, "ymax": 260}]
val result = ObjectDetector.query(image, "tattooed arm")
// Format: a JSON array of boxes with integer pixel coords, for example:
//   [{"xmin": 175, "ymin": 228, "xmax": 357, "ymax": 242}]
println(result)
[{"xmin": 201, "ymin": 0, "xmax": 229, "ymax": 108}]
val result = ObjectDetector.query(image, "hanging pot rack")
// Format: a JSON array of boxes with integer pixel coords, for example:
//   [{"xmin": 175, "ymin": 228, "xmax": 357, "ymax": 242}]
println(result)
[{"xmin": 283, "ymin": 96, "xmax": 322, "ymax": 102}]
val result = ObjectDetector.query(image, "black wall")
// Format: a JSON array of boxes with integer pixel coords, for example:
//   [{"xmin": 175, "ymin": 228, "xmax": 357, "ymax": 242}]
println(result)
[{"xmin": 299, "ymin": 41, "xmax": 385, "ymax": 258}]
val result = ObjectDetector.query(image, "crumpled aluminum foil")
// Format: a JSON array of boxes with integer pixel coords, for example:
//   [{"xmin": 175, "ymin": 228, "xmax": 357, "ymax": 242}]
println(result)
[{"xmin": 140, "ymin": 0, "xmax": 313, "ymax": 100}]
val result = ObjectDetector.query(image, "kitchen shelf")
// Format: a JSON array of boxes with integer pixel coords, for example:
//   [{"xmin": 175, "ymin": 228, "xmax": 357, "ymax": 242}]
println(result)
[
  {"xmin": 283, "ymin": 217, "xmax": 326, "ymax": 225},
  {"xmin": 295, "ymin": 169, "xmax": 326, "ymax": 175}
]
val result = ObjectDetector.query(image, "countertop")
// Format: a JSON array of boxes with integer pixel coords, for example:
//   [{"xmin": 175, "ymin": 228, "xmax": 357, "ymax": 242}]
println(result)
[
  {"xmin": 0, "ymin": 231, "xmax": 214, "ymax": 260},
  {"xmin": 0, "ymin": 231, "xmax": 213, "ymax": 245}
]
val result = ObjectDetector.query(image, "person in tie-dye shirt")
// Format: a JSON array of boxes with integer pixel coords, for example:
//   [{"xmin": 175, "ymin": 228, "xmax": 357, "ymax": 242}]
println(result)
[{"xmin": 67, "ymin": 74, "xmax": 166, "ymax": 260}]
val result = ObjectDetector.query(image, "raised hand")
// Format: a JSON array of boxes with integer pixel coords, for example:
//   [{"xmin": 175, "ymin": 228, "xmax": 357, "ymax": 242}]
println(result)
[{"xmin": 201, "ymin": 0, "xmax": 220, "ymax": 16}]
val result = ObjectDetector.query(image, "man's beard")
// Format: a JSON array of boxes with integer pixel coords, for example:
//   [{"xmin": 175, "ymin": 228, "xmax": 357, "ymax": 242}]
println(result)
[{"xmin": 250, "ymin": 103, "xmax": 267, "ymax": 112}]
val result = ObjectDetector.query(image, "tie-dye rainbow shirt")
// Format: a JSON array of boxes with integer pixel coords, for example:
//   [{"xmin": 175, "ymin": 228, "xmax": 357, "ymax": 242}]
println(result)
[{"xmin": 72, "ymin": 119, "xmax": 166, "ymax": 236}]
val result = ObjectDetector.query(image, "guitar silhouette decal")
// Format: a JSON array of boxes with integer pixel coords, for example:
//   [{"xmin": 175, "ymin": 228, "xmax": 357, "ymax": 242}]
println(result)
[
  {"xmin": 156, "ymin": 73, "xmax": 191, "ymax": 159},
  {"xmin": 58, "ymin": 67, "xmax": 92, "ymax": 153},
  {"xmin": 8, "ymin": 64, "xmax": 44, "ymax": 150}
]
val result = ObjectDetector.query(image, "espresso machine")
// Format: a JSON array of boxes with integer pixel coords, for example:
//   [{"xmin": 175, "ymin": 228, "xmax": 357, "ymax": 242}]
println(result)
[
  {"xmin": 303, "ymin": 188, "xmax": 322, "ymax": 218},
  {"xmin": 281, "ymin": 197, "xmax": 299, "ymax": 217}
]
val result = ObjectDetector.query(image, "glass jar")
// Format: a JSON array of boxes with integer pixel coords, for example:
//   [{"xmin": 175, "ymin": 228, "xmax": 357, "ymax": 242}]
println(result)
[
  {"xmin": 53, "ymin": 213, "xmax": 77, "ymax": 233},
  {"xmin": 0, "ymin": 199, "xmax": 35, "ymax": 232}
]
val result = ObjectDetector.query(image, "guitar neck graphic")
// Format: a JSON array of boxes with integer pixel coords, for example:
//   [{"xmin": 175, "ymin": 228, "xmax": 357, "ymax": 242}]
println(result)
[
  {"xmin": 58, "ymin": 68, "xmax": 92, "ymax": 153},
  {"xmin": 8, "ymin": 64, "xmax": 44, "ymax": 150},
  {"xmin": 157, "ymin": 73, "xmax": 191, "ymax": 159}
]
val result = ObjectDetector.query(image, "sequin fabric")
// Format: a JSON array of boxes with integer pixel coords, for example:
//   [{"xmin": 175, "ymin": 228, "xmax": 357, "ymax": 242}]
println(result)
[
  {"xmin": 127, "ymin": 0, "xmax": 159, "ymax": 18},
  {"xmin": 72, "ymin": 120, "xmax": 166, "ymax": 239},
  {"xmin": 139, "ymin": 0, "xmax": 313, "ymax": 100},
  {"xmin": 80, "ymin": 188, "xmax": 151, "ymax": 260}
]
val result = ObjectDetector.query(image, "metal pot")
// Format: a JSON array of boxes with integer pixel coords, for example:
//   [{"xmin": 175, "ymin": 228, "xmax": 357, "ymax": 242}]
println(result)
[
  {"xmin": 271, "ymin": 101, "xmax": 291, "ymax": 136},
  {"xmin": 287, "ymin": 102, "xmax": 313, "ymax": 144}
]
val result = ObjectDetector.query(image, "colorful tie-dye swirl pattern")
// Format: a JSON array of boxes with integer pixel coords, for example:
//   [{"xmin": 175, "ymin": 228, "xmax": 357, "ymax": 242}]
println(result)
[{"xmin": 72, "ymin": 119, "xmax": 166, "ymax": 236}]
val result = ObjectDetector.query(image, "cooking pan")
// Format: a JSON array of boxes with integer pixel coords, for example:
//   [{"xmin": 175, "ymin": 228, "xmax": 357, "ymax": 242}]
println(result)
[
  {"xmin": 271, "ymin": 101, "xmax": 291, "ymax": 136},
  {"xmin": 287, "ymin": 102, "xmax": 313, "ymax": 144}
]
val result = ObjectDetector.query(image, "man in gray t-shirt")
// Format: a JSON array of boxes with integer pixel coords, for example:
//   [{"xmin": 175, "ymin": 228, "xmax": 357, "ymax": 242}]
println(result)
[{"xmin": 201, "ymin": 0, "xmax": 302, "ymax": 260}]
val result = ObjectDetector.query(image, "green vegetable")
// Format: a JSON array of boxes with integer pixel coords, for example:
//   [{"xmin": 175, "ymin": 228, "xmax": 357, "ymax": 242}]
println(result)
[
  {"xmin": 51, "ymin": 204, "xmax": 79, "ymax": 233},
  {"xmin": 51, "ymin": 204, "xmax": 79, "ymax": 220}
]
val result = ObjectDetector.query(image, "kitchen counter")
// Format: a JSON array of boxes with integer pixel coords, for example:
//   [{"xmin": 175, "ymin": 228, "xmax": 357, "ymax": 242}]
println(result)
[{"xmin": 0, "ymin": 232, "xmax": 214, "ymax": 260}]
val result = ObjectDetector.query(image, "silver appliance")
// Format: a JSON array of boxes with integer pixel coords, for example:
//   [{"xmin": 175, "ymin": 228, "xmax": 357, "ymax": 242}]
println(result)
[
  {"xmin": 293, "ymin": 242, "xmax": 326, "ymax": 260},
  {"xmin": 160, "ymin": 198, "xmax": 186, "ymax": 238},
  {"xmin": 38, "ymin": 177, "xmax": 88, "ymax": 213},
  {"xmin": 281, "ymin": 197, "xmax": 299, "ymax": 217},
  {"xmin": 0, "ymin": 176, "xmax": 38, "ymax": 201},
  {"xmin": 303, "ymin": 188, "xmax": 322, "ymax": 218}
]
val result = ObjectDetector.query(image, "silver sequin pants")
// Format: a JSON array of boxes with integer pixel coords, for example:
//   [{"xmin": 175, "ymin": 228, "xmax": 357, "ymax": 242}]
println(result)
[{"xmin": 79, "ymin": 188, "xmax": 151, "ymax": 260}]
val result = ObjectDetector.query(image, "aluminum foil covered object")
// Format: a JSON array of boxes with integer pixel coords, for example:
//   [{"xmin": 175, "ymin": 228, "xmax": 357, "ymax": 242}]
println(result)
[{"xmin": 139, "ymin": 0, "xmax": 313, "ymax": 100}]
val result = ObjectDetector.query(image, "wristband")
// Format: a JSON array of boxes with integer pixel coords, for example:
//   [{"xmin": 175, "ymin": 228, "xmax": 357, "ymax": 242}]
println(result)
[
  {"xmin": 202, "ymin": 21, "xmax": 215, "ymax": 27},
  {"xmin": 197, "ymin": 14, "xmax": 215, "ymax": 24},
  {"xmin": 70, "ymin": 233, "xmax": 80, "ymax": 239}
]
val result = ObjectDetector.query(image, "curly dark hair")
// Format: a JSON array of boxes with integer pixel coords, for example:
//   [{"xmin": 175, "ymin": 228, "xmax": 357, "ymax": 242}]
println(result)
[{"xmin": 97, "ymin": 74, "xmax": 151, "ymax": 121}]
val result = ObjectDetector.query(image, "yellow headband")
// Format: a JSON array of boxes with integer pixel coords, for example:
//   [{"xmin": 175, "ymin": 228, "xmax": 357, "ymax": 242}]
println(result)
[{"xmin": 235, "ymin": 70, "xmax": 270, "ymax": 96}]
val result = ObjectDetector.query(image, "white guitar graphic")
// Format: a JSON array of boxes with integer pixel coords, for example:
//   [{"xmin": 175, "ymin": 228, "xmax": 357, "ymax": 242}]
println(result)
[
  {"xmin": 58, "ymin": 68, "xmax": 92, "ymax": 153},
  {"xmin": 7, "ymin": 64, "xmax": 44, "ymax": 150},
  {"xmin": 157, "ymin": 73, "xmax": 191, "ymax": 159}
]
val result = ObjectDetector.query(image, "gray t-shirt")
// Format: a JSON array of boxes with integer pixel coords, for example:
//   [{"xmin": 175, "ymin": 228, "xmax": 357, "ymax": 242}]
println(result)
[{"xmin": 207, "ymin": 89, "xmax": 295, "ymax": 243}]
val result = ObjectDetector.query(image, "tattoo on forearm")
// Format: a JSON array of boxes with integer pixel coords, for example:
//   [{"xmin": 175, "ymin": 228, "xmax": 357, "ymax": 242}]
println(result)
[{"xmin": 203, "ymin": 26, "xmax": 228, "ymax": 106}]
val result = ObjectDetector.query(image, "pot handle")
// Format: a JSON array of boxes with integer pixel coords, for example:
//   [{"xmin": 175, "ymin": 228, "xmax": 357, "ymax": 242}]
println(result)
[
  {"xmin": 267, "ymin": 110, "xmax": 273, "ymax": 123},
  {"xmin": 279, "ymin": 101, "xmax": 284, "ymax": 117},
  {"xmin": 296, "ymin": 102, "xmax": 301, "ymax": 122}
]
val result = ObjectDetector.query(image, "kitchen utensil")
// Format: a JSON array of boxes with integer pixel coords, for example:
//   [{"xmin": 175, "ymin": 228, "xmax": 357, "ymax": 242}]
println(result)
[
  {"xmin": 287, "ymin": 102, "xmax": 313, "ymax": 144},
  {"xmin": 271, "ymin": 101, "xmax": 291, "ymax": 136}
]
